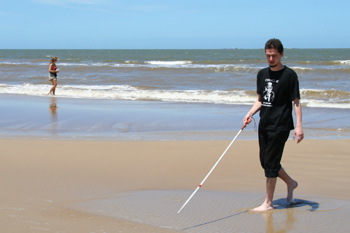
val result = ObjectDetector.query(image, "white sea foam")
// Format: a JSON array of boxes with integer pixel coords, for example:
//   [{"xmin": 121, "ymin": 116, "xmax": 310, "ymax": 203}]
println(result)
[
  {"xmin": 58, "ymin": 62, "xmax": 112, "ymax": 67},
  {"xmin": 204, "ymin": 64, "xmax": 263, "ymax": 72},
  {"xmin": 0, "ymin": 60, "xmax": 258, "ymax": 71},
  {"xmin": 1, "ymin": 84, "xmax": 349, "ymax": 108},
  {"xmin": 125, "ymin": 60, "xmax": 138, "ymax": 64},
  {"xmin": 290, "ymin": 66, "xmax": 314, "ymax": 71},
  {"xmin": 2, "ymin": 60, "xmax": 346, "ymax": 74},
  {"xmin": 0, "ymin": 61, "xmax": 29, "ymax": 65},
  {"xmin": 0, "ymin": 83, "xmax": 255, "ymax": 105},
  {"xmin": 300, "ymin": 88, "xmax": 350, "ymax": 109},
  {"xmin": 334, "ymin": 60, "xmax": 350, "ymax": 65},
  {"xmin": 145, "ymin": 61, "xmax": 192, "ymax": 65},
  {"xmin": 54, "ymin": 61, "xmax": 262, "ymax": 71},
  {"xmin": 303, "ymin": 99, "xmax": 350, "ymax": 109},
  {"xmin": 300, "ymin": 88, "xmax": 327, "ymax": 94}
]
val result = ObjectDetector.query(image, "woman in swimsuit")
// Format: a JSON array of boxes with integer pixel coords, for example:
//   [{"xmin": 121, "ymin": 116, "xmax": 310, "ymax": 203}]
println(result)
[{"xmin": 48, "ymin": 57, "xmax": 59, "ymax": 95}]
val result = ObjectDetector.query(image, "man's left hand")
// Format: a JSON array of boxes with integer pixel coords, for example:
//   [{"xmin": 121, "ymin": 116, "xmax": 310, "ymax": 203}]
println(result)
[{"xmin": 293, "ymin": 126, "xmax": 304, "ymax": 143}]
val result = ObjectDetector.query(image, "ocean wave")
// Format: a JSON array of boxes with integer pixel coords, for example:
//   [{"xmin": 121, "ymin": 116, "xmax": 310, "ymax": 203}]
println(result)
[
  {"xmin": 300, "ymin": 88, "xmax": 350, "ymax": 109},
  {"xmin": 334, "ymin": 60, "xmax": 350, "ymax": 65},
  {"xmin": 58, "ymin": 62, "xmax": 112, "ymax": 67},
  {"xmin": 303, "ymin": 99, "xmax": 350, "ymax": 109},
  {"xmin": 0, "ymin": 61, "xmax": 258, "ymax": 71},
  {"xmin": 0, "ymin": 61, "xmax": 32, "ymax": 66},
  {"xmin": 300, "ymin": 88, "xmax": 350, "ymax": 99},
  {"xmin": 289, "ymin": 66, "xmax": 314, "ymax": 71},
  {"xmin": 199, "ymin": 64, "xmax": 262, "ymax": 72},
  {"xmin": 145, "ymin": 64, "xmax": 262, "ymax": 72},
  {"xmin": 0, "ymin": 61, "xmax": 315, "ymax": 74},
  {"xmin": 145, "ymin": 61, "xmax": 193, "ymax": 65},
  {"xmin": 125, "ymin": 60, "xmax": 139, "ymax": 64},
  {"xmin": 1, "ymin": 59, "xmax": 349, "ymax": 74},
  {"xmin": 0, "ymin": 83, "xmax": 255, "ymax": 105},
  {"xmin": 288, "ymin": 60, "xmax": 350, "ymax": 69},
  {"xmin": 0, "ymin": 84, "xmax": 349, "ymax": 108},
  {"xmin": 60, "ymin": 62, "xmax": 264, "ymax": 72}
]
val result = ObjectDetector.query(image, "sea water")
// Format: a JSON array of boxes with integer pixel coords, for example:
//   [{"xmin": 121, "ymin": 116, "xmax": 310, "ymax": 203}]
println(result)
[{"xmin": 0, "ymin": 49, "xmax": 349, "ymax": 140}]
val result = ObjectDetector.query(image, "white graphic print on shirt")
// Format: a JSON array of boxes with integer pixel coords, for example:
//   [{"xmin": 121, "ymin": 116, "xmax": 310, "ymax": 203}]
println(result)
[{"xmin": 262, "ymin": 79, "xmax": 278, "ymax": 107}]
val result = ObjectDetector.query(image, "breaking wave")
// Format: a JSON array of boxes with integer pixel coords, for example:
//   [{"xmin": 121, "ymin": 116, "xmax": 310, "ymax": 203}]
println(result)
[{"xmin": 0, "ymin": 84, "xmax": 349, "ymax": 108}]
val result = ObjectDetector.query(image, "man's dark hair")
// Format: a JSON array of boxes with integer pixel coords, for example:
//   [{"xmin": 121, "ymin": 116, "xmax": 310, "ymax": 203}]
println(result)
[{"xmin": 265, "ymin": 38, "xmax": 284, "ymax": 54}]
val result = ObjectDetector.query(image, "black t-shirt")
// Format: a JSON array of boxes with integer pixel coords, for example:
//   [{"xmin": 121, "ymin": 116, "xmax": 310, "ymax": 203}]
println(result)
[{"xmin": 257, "ymin": 66, "xmax": 300, "ymax": 131}]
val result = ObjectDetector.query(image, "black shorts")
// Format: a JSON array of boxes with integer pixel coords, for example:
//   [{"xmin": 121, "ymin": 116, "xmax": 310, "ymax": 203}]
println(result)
[
  {"xmin": 49, "ymin": 73, "xmax": 57, "ymax": 81},
  {"xmin": 258, "ymin": 128, "xmax": 290, "ymax": 178}
]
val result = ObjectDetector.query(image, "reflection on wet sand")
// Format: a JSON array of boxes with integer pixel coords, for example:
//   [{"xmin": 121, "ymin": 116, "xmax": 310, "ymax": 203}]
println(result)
[
  {"xmin": 72, "ymin": 189, "xmax": 349, "ymax": 233},
  {"xmin": 263, "ymin": 198, "xmax": 319, "ymax": 233},
  {"xmin": 49, "ymin": 97, "xmax": 58, "ymax": 134},
  {"xmin": 181, "ymin": 198, "xmax": 320, "ymax": 232},
  {"xmin": 263, "ymin": 210, "xmax": 294, "ymax": 233}
]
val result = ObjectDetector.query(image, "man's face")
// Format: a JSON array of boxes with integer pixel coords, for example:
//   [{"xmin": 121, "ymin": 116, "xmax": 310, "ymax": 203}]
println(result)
[{"xmin": 265, "ymin": 48, "xmax": 283, "ymax": 68}]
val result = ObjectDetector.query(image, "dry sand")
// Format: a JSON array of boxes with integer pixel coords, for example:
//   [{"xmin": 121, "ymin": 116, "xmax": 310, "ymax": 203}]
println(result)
[{"xmin": 1, "ymin": 139, "xmax": 349, "ymax": 232}]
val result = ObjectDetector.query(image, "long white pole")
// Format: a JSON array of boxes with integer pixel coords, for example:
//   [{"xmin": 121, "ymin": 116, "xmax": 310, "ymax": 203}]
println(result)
[{"xmin": 177, "ymin": 124, "xmax": 247, "ymax": 214}]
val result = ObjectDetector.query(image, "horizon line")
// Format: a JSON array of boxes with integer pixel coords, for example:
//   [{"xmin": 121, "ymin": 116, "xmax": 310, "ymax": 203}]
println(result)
[{"xmin": 1, "ymin": 47, "xmax": 350, "ymax": 50}]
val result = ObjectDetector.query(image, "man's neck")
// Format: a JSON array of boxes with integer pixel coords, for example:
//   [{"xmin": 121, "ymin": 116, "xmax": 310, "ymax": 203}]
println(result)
[{"xmin": 270, "ymin": 63, "xmax": 285, "ymax": 71}]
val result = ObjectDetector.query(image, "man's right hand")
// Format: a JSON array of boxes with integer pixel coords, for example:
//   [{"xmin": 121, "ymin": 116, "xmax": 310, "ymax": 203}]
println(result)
[{"xmin": 243, "ymin": 115, "xmax": 252, "ymax": 125}]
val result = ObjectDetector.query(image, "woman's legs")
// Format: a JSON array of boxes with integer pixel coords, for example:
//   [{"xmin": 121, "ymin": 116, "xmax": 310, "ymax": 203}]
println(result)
[{"xmin": 48, "ymin": 79, "xmax": 57, "ymax": 95}]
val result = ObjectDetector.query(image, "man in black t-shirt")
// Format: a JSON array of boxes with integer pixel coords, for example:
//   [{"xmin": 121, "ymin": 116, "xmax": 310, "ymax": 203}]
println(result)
[{"xmin": 243, "ymin": 39, "xmax": 304, "ymax": 212}]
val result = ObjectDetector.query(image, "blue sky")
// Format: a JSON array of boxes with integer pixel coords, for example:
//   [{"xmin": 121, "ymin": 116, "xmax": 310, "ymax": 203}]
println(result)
[{"xmin": 1, "ymin": 0, "xmax": 349, "ymax": 49}]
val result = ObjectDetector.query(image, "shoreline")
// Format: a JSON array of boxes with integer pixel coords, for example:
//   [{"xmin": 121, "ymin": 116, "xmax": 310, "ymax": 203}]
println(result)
[
  {"xmin": 1, "ymin": 93, "xmax": 350, "ymax": 141},
  {"xmin": 1, "ymin": 138, "xmax": 349, "ymax": 232}
]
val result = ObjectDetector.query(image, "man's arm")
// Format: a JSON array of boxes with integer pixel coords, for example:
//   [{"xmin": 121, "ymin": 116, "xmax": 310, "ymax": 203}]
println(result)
[
  {"xmin": 243, "ymin": 95, "xmax": 262, "ymax": 125},
  {"xmin": 293, "ymin": 98, "xmax": 304, "ymax": 143}
]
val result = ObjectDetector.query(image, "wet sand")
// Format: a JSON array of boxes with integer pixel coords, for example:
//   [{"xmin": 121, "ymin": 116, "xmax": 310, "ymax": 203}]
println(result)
[
  {"xmin": 1, "ymin": 139, "xmax": 349, "ymax": 232},
  {"xmin": 1, "ymin": 94, "xmax": 350, "ymax": 141}
]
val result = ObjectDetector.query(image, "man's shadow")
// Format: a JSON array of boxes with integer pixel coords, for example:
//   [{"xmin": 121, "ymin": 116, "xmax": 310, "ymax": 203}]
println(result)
[
  {"xmin": 181, "ymin": 198, "xmax": 319, "ymax": 231},
  {"xmin": 273, "ymin": 198, "xmax": 319, "ymax": 211}
]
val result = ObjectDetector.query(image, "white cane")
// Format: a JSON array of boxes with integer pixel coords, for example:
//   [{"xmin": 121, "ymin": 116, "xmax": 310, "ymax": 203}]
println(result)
[{"xmin": 177, "ymin": 123, "xmax": 247, "ymax": 214}]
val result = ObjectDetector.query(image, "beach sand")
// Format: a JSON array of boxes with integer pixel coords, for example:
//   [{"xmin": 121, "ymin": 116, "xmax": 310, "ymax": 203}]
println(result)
[{"xmin": 1, "ymin": 139, "xmax": 349, "ymax": 232}]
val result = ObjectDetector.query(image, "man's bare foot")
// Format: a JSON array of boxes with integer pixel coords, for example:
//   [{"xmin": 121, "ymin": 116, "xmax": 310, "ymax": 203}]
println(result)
[
  {"xmin": 252, "ymin": 203, "xmax": 274, "ymax": 212},
  {"xmin": 286, "ymin": 180, "xmax": 298, "ymax": 203}
]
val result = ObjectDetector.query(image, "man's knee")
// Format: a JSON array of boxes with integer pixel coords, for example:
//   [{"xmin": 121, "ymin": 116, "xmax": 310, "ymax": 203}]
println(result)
[{"xmin": 264, "ymin": 166, "xmax": 281, "ymax": 178}]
